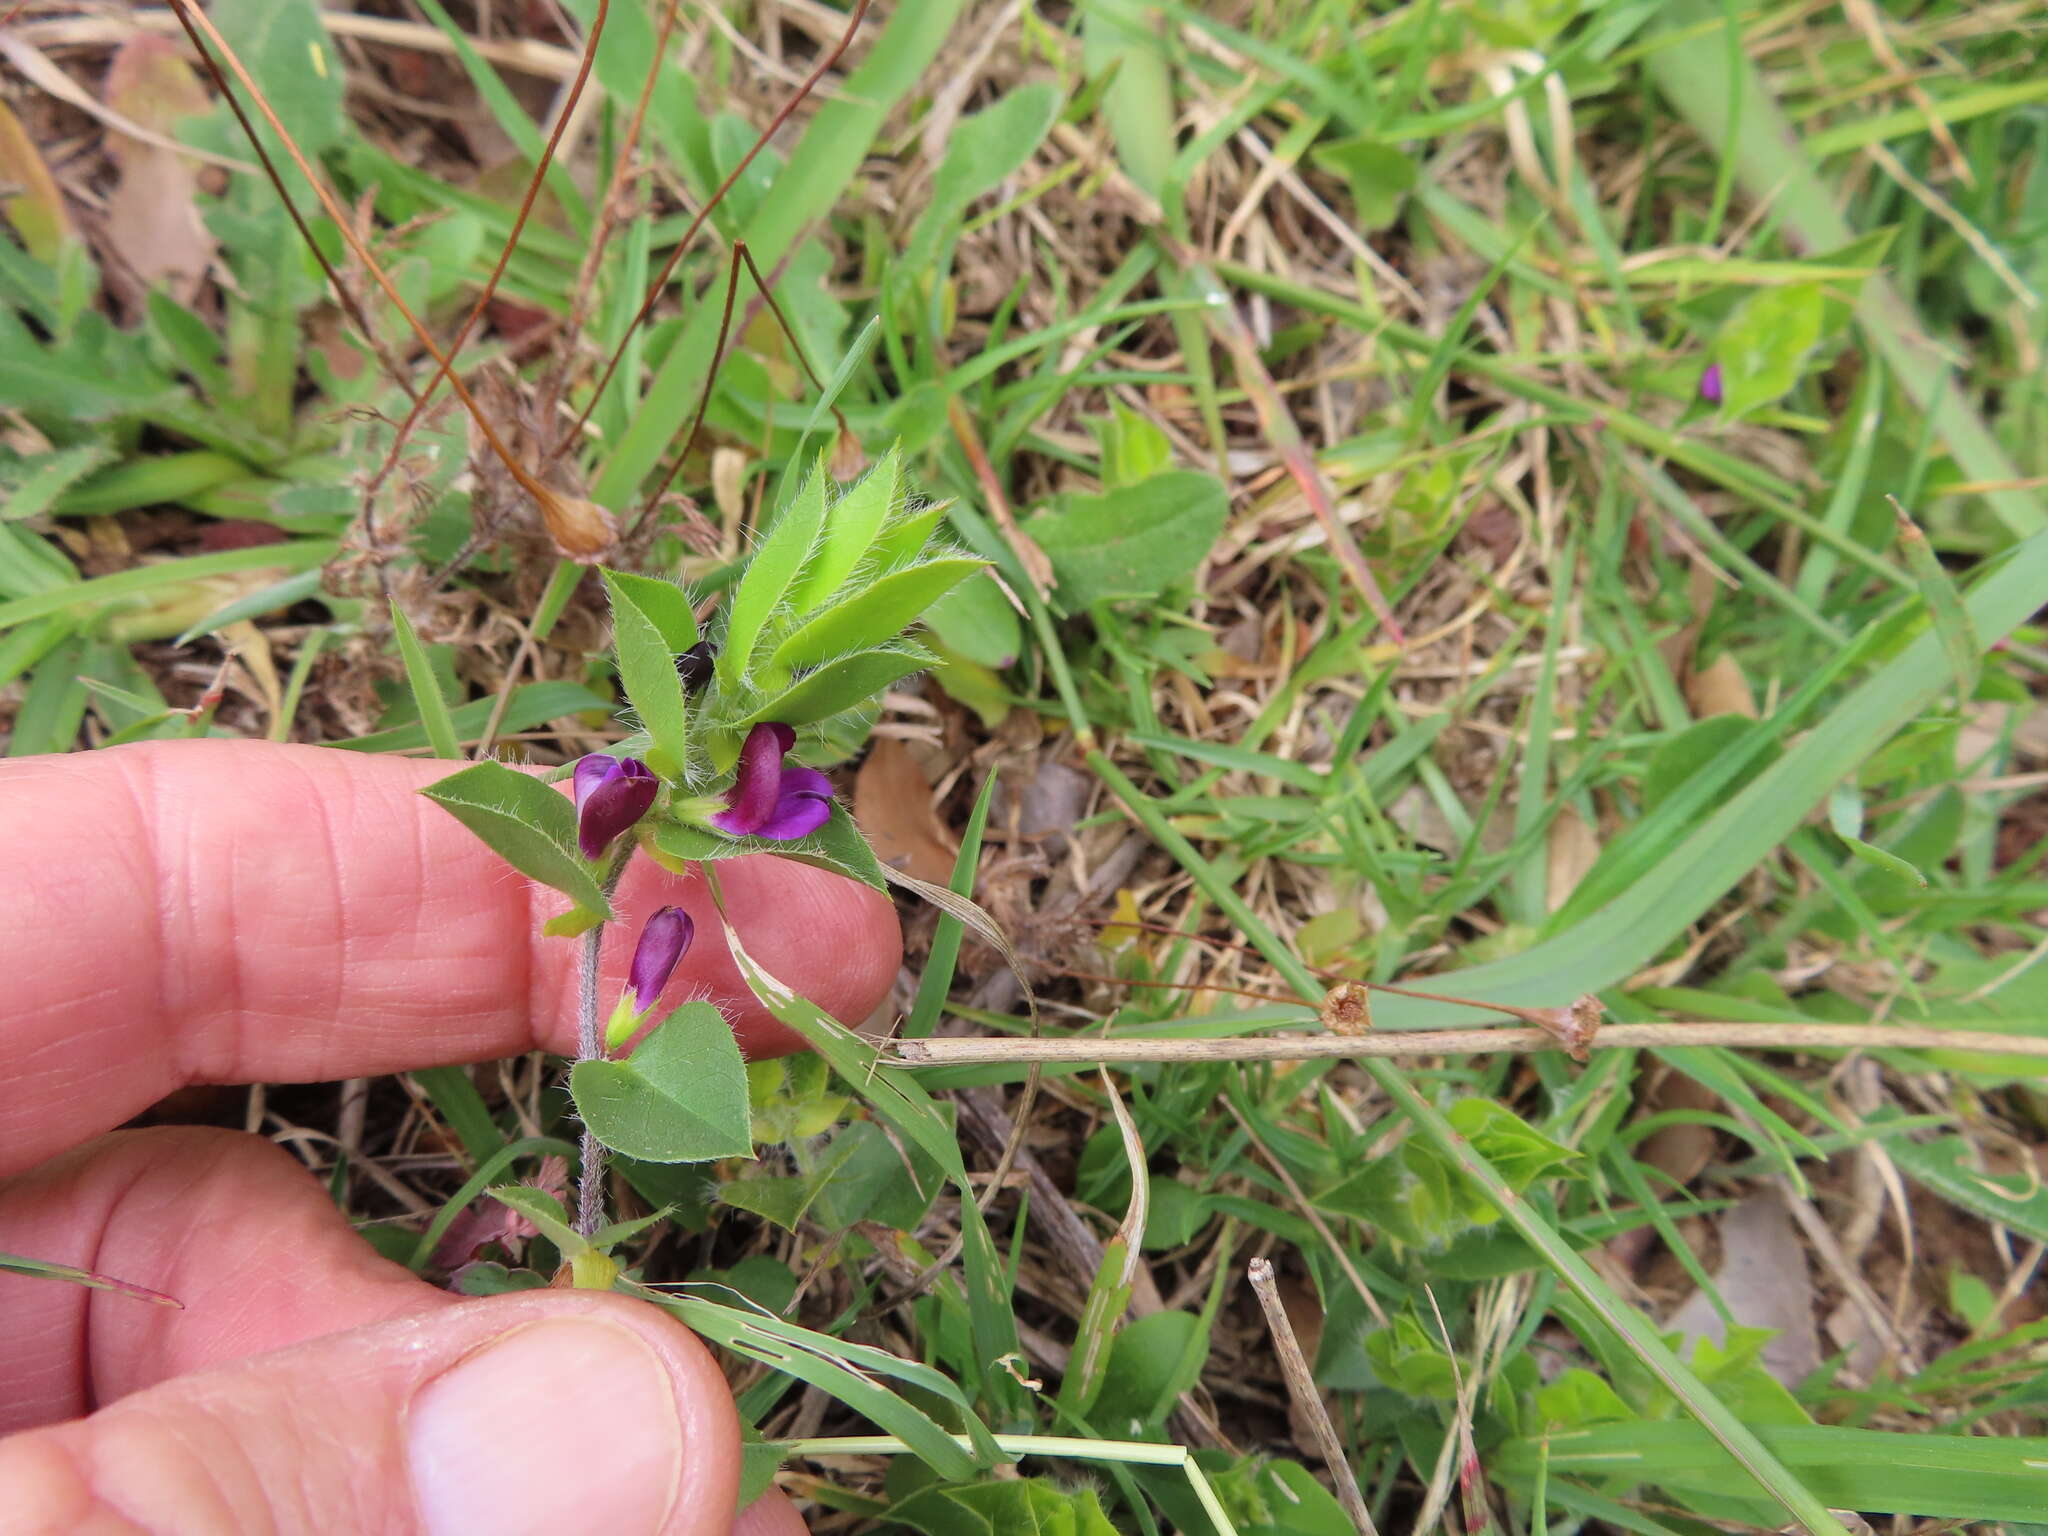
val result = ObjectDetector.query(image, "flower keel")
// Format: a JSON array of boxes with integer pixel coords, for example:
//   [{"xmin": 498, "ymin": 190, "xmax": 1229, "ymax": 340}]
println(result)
[{"xmin": 709, "ymin": 723, "xmax": 833, "ymax": 841}]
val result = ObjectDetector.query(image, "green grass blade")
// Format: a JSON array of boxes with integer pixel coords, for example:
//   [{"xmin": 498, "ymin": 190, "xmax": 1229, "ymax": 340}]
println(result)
[
  {"xmin": 0, "ymin": 541, "xmax": 336, "ymax": 633},
  {"xmin": 1643, "ymin": 8, "xmax": 2045, "ymax": 540},
  {"xmin": 1085, "ymin": 749, "xmax": 1851, "ymax": 1536},
  {"xmin": 388, "ymin": 599, "xmax": 462, "ymax": 760},
  {"xmin": 408, "ymin": 1065, "xmax": 506, "ymax": 1167},
  {"xmin": 904, "ymin": 769, "xmax": 998, "ymax": 1040},
  {"xmin": 1369, "ymin": 529, "xmax": 2048, "ymax": 1030},
  {"xmin": 405, "ymin": 1134, "xmax": 578, "ymax": 1272},
  {"xmin": 592, "ymin": 0, "xmax": 970, "ymax": 504},
  {"xmin": 1495, "ymin": 1421, "xmax": 2048, "ymax": 1522}
]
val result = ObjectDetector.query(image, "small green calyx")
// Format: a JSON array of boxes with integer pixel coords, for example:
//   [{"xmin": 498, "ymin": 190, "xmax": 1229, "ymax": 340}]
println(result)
[
  {"xmin": 567, "ymin": 1248, "xmax": 620, "ymax": 1290},
  {"xmin": 603, "ymin": 994, "xmax": 648, "ymax": 1053},
  {"xmin": 665, "ymin": 793, "xmax": 731, "ymax": 830},
  {"xmin": 543, "ymin": 906, "xmax": 606, "ymax": 939}
]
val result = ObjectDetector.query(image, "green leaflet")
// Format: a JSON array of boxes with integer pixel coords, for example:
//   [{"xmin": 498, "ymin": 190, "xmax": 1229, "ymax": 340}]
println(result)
[
  {"xmin": 602, "ymin": 569, "xmax": 692, "ymax": 778},
  {"xmin": 770, "ymin": 557, "xmax": 981, "ymax": 671},
  {"xmin": 738, "ymin": 645, "xmax": 932, "ymax": 727},
  {"xmin": 719, "ymin": 461, "xmax": 827, "ymax": 688},
  {"xmin": 789, "ymin": 446, "xmax": 901, "ymax": 611},
  {"xmin": 571, "ymin": 1002, "xmax": 752, "ymax": 1164},
  {"xmin": 418, "ymin": 760, "xmax": 611, "ymax": 921}
]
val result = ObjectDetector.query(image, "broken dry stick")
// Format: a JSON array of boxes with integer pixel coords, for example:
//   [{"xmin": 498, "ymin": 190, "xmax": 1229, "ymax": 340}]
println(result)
[
  {"xmin": 1247, "ymin": 1257, "xmax": 1379, "ymax": 1536},
  {"xmin": 888, "ymin": 1021, "xmax": 2048, "ymax": 1065}
]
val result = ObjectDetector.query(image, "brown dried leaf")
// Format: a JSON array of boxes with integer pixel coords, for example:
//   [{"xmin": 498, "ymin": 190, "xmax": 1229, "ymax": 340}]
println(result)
[
  {"xmin": 1684, "ymin": 650, "xmax": 1758, "ymax": 720},
  {"xmin": 1637, "ymin": 1067, "xmax": 1720, "ymax": 1190},
  {"xmin": 101, "ymin": 35, "xmax": 215, "ymax": 303},
  {"xmin": 1545, "ymin": 803, "xmax": 1601, "ymax": 914},
  {"xmin": 830, "ymin": 425, "xmax": 868, "ymax": 481},
  {"xmin": 1667, "ymin": 1192, "xmax": 1820, "ymax": 1388},
  {"xmin": 854, "ymin": 736, "xmax": 957, "ymax": 885}
]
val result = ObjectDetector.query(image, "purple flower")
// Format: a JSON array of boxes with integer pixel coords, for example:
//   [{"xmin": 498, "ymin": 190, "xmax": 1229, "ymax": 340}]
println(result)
[
  {"xmin": 1699, "ymin": 361, "xmax": 1724, "ymax": 406},
  {"xmin": 710, "ymin": 722, "xmax": 833, "ymax": 841},
  {"xmin": 573, "ymin": 754, "xmax": 657, "ymax": 860},
  {"xmin": 626, "ymin": 905, "xmax": 694, "ymax": 1011}
]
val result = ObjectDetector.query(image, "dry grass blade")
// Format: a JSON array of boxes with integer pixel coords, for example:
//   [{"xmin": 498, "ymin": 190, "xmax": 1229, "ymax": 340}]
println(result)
[
  {"xmin": 1247, "ymin": 1257, "xmax": 1379, "ymax": 1536},
  {"xmin": 1173, "ymin": 255, "xmax": 1404, "ymax": 645},
  {"xmin": 161, "ymin": 3, "xmax": 415, "ymax": 407},
  {"xmin": 553, "ymin": 0, "xmax": 684, "ymax": 416},
  {"xmin": 880, "ymin": 865, "xmax": 1039, "ymax": 1030}
]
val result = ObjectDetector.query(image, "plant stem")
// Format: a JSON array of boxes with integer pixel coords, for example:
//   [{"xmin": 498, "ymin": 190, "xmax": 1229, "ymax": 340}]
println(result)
[{"xmin": 574, "ymin": 849, "xmax": 633, "ymax": 1238}]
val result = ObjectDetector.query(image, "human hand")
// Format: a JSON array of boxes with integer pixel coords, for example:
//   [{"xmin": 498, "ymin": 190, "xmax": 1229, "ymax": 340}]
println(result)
[{"xmin": 0, "ymin": 739, "xmax": 900, "ymax": 1534}]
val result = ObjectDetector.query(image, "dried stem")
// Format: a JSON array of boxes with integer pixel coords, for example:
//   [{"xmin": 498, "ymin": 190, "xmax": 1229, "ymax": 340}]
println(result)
[
  {"xmin": 1247, "ymin": 1257, "xmax": 1379, "ymax": 1536},
  {"xmin": 633, "ymin": 238, "xmax": 745, "ymax": 529},
  {"xmin": 889, "ymin": 1021, "xmax": 2048, "ymax": 1065},
  {"xmin": 166, "ymin": 4, "xmax": 416, "ymax": 407}
]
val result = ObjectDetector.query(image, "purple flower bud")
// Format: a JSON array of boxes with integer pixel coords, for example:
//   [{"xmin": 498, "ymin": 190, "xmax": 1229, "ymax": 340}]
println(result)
[
  {"xmin": 1699, "ymin": 361, "xmax": 1724, "ymax": 406},
  {"xmin": 674, "ymin": 640, "xmax": 717, "ymax": 692},
  {"xmin": 709, "ymin": 722, "xmax": 833, "ymax": 841},
  {"xmin": 625, "ymin": 905, "xmax": 693, "ymax": 1010},
  {"xmin": 573, "ymin": 753, "xmax": 658, "ymax": 860}
]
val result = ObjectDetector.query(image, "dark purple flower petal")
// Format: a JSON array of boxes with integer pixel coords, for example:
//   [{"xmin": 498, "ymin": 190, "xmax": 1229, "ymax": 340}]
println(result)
[
  {"xmin": 626, "ymin": 905, "xmax": 693, "ymax": 1009},
  {"xmin": 754, "ymin": 765, "xmax": 834, "ymax": 841},
  {"xmin": 574, "ymin": 754, "xmax": 658, "ymax": 859},
  {"xmin": 573, "ymin": 753, "xmax": 616, "ymax": 804},
  {"xmin": 1699, "ymin": 361, "xmax": 1724, "ymax": 406},
  {"xmin": 709, "ymin": 722, "xmax": 797, "ymax": 837}
]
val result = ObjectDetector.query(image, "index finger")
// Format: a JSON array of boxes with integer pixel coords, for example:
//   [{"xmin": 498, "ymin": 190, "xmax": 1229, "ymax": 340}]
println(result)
[{"xmin": 0, "ymin": 740, "xmax": 899, "ymax": 1178}]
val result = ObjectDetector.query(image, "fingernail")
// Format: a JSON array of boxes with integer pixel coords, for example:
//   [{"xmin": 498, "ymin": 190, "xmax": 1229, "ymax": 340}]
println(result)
[{"xmin": 408, "ymin": 1317, "xmax": 684, "ymax": 1536}]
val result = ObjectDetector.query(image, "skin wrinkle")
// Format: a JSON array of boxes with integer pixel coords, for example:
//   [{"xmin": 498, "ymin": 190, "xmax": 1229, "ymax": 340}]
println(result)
[
  {"xmin": 114, "ymin": 747, "xmax": 199, "ymax": 1091},
  {"xmin": 23, "ymin": 1432, "xmax": 112, "ymax": 1532},
  {"xmin": 303, "ymin": 752, "xmax": 352, "ymax": 1086},
  {"xmin": 90, "ymin": 1134, "xmax": 234, "ymax": 1411},
  {"xmin": 92, "ymin": 1135, "xmax": 243, "ymax": 1402},
  {"xmin": 0, "ymin": 742, "xmax": 897, "ymax": 1529}
]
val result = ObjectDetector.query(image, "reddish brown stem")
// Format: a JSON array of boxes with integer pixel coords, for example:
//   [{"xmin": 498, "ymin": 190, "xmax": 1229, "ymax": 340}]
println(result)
[
  {"xmin": 168, "ymin": 4, "xmax": 416, "ymax": 409},
  {"xmin": 168, "ymin": 1, "xmax": 558, "ymax": 513},
  {"xmin": 545, "ymin": 0, "xmax": 685, "ymax": 439},
  {"xmin": 633, "ymin": 238, "xmax": 746, "ymax": 531},
  {"xmin": 634, "ymin": 239, "xmax": 854, "ymax": 529},
  {"xmin": 549, "ymin": 0, "xmax": 872, "ymax": 467},
  {"xmin": 369, "ymin": 0, "xmax": 610, "ymax": 494}
]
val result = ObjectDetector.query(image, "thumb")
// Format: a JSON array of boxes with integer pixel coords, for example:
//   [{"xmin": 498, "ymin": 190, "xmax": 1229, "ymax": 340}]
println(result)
[{"xmin": 0, "ymin": 1291, "xmax": 741, "ymax": 1536}]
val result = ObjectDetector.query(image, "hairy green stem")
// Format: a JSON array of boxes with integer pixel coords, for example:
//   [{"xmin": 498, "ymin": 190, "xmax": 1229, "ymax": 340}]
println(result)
[{"xmin": 574, "ymin": 848, "xmax": 634, "ymax": 1237}]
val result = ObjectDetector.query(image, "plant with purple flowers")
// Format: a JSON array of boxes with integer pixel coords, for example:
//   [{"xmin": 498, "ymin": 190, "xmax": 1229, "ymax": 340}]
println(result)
[{"xmin": 418, "ymin": 446, "xmax": 982, "ymax": 1256}]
